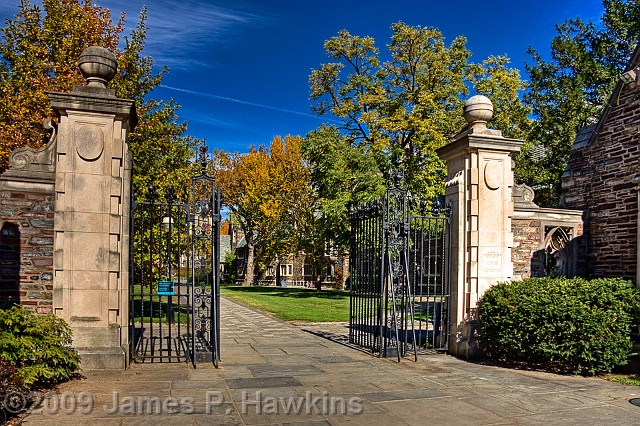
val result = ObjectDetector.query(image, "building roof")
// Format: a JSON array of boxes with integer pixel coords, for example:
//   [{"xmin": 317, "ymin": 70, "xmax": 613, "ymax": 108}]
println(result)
[
  {"xmin": 236, "ymin": 236, "xmax": 247, "ymax": 249},
  {"xmin": 580, "ymin": 43, "xmax": 640, "ymax": 148},
  {"xmin": 570, "ymin": 123, "xmax": 597, "ymax": 151}
]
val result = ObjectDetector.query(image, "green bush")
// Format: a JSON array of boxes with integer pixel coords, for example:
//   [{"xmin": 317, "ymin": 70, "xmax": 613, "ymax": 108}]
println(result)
[
  {"xmin": 0, "ymin": 306, "xmax": 80, "ymax": 387},
  {"xmin": 1, "ymin": 357, "xmax": 25, "ymax": 416},
  {"xmin": 478, "ymin": 277, "xmax": 640, "ymax": 375},
  {"xmin": 223, "ymin": 251, "xmax": 237, "ymax": 284}
]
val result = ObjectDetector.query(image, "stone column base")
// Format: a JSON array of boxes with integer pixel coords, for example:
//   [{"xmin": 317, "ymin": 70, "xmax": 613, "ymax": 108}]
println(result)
[
  {"xmin": 448, "ymin": 321, "xmax": 483, "ymax": 359},
  {"xmin": 72, "ymin": 326, "xmax": 127, "ymax": 370},
  {"xmin": 76, "ymin": 346, "xmax": 126, "ymax": 370}
]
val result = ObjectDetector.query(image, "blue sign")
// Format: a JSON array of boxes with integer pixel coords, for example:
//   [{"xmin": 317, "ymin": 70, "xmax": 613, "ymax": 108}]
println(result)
[{"xmin": 157, "ymin": 280, "xmax": 175, "ymax": 296}]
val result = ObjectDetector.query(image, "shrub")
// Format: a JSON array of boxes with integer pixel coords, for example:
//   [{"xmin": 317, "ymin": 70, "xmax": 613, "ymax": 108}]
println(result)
[
  {"xmin": 223, "ymin": 252, "xmax": 237, "ymax": 284},
  {"xmin": 0, "ymin": 306, "xmax": 80, "ymax": 387},
  {"xmin": 478, "ymin": 277, "xmax": 640, "ymax": 375},
  {"xmin": 0, "ymin": 357, "xmax": 25, "ymax": 415}
]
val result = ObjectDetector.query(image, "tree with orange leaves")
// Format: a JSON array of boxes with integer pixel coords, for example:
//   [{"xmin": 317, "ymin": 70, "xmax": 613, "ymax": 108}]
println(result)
[
  {"xmin": 0, "ymin": 1, "xmax": 197, "ymax": 198},
  {"xmin": 215, "ymin": 135, "xmax": 314, "ymax": 286}
]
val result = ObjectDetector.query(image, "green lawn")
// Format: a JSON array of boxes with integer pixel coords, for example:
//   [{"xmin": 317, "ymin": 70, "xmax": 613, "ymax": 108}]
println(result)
[{"xmin": 220, "ymin": 285, "xmax": 350, "ymax": 322}]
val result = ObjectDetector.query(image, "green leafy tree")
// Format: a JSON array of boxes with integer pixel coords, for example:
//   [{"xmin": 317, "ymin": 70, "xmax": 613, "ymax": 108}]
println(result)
[
  {"xmin": 112, "ymin": 8, "xmax": 198, "ymax": 199},
  {"xmin": 520, "ymin": 0, "xmax": 640, "ymax": 206},
  {"xmin": 310, "ymin": 22, "xmax": 530, "ymax": 201},
  {"xmin": 301, "ymin": 125, "xmax": 384, "ymax": 252}
]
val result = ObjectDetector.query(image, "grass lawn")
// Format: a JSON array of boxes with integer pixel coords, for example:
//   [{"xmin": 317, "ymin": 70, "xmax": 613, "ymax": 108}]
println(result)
[
  {"xmin": 220, "ymin": 285, "xmax": 349, "ymax": 322},
  {"xmin": 602, "ymin": 374, "xmax": 640, "ymax": 386}
]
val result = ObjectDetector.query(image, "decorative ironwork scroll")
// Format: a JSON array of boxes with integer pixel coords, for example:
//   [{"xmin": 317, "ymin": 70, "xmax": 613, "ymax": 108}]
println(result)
[
  {"xmin": 188, "ymin": 143, "xmax": 222, "ymax": 367},
  {"xmin": 544, "ymin": 226, "xmax": 573, "ymax": 277}
]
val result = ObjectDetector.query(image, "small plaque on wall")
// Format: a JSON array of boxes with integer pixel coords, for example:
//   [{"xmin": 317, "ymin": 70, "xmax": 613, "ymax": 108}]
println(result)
[{"xmin": 479, "ymin": 249, "xmax": 502, "ymax": 275}]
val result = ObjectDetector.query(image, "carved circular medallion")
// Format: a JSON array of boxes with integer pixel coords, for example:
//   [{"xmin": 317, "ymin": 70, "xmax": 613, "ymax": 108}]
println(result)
[
  {"xmin": 75, "ymin": 125, "xmax": 104, "ymax": 161},
  {"xmin": 484, "ymin": 161, "xmax": 501, "ymax": 190}
]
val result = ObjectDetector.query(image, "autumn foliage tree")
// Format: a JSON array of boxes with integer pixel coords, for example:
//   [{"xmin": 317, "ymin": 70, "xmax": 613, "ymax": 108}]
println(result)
[
  {"xmin": 0, "ymin": 0, "xmax": 196, "ymax": 197},
  {"xmin": 0, "ymin": 0, "xmax": 120, "ymax": 170},
  {"xmin": 215, "ymin": 136, "xmax": 314, "ymax": 286}
]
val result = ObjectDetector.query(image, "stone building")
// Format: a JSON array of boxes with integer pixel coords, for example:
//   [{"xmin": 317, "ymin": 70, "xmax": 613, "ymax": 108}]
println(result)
[
  {"xmin": 234, "ymin": 236, "xmax": 344, "ymax": 288},
  {"xmin": 0, "ymin": 125, "xmax": 56, "ymax": 313},
  {"xmin": 561, "ymin": 44, "xmax": 640, "ymax": 284}
]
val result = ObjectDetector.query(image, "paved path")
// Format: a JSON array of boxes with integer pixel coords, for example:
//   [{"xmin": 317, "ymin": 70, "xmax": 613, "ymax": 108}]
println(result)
[{"xmin": 19, "ymin": 297, "xmax": 640, "ymax": 425}]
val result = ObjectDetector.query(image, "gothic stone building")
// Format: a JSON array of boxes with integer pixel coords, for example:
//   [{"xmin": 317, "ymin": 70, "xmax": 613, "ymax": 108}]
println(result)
[{"xmin": 561, "ymin": 45, "xmax": 640, "ymax": 284}]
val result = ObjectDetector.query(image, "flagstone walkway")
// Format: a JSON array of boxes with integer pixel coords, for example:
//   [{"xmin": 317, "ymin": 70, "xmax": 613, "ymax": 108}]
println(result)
[{"xmin": 18, "ymin": 297, "xmax": 640, "ymax": 425}]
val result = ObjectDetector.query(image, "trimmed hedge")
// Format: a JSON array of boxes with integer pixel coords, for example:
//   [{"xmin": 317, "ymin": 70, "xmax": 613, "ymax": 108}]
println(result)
[
  {"xmin": 0, "ymin": 306, "xmax": 80, "ymax": 387},
  {"xmin": 478, "ymin": 277, "xmax": 640, "ymax": 375}
]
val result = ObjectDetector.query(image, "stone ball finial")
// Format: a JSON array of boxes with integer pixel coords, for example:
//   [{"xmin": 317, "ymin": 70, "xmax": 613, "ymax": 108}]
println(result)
[
  {"xmin": 463, "ymin": 95, "xmax": 493, "ymax": 130},
  {"xmin": 78, "ymin": 46, "xmax": 117, "ymax": 88}
]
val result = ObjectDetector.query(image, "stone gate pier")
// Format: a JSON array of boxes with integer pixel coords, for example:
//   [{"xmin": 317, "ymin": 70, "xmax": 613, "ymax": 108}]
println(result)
[
  {"xmin": 47, "ymin": 47, "xmax": 136, "ymax": 369},
  {"xmin": 0, "ymin": 47, "xmax": 135, "ymax": 369},
  {"xmin": 48, "ymin": 47, "xmax": 136, "ymax": 369},
  {"xmin": 437, "ymin": 96, "xmax": 523, "ymax": 358}
]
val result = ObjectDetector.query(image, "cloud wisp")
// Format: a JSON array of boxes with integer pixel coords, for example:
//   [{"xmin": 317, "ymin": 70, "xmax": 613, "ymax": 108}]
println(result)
[
  {"xmin": 159, "ymin": 84, "xmax": 338, "ymax": 123},
  {"xmin": 103, "ymin": 0, "xmax": 267, "ymax": 69}
]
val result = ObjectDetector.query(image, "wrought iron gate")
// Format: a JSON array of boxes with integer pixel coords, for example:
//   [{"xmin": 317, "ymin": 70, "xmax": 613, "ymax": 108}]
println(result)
[
  {"xmin": 129, "ymin": 145, "xmax": 221, "ymax": 367},
  {"xmin": 349, "ymin": 168, "xmax": 450, "ymax": 361}
]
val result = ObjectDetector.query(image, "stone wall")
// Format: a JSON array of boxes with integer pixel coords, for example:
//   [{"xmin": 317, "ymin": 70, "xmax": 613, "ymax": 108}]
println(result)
[
  {"xmin": 0, "ymin": 191, "xmax": 55, "ymax": 313},
  {"xmin": 0, "ymin": 129, "xmax": 56, "ymax": 313},
  {"xmin": 510, "ymin": 185, "xmax": 584, "ymax": 280},
  {"xmin": 562, "ymin": 62, "xmax": 640, "ymax": 283},
  {"xmin": 511, "ymin": 217, "xmax": 544, "ymax": 280}
]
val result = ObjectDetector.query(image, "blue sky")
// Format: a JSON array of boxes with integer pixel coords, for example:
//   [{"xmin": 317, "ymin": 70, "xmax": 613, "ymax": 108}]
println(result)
[{"xmin": 1, "ymin": 0, "xmax": 604, "ymax": 153}]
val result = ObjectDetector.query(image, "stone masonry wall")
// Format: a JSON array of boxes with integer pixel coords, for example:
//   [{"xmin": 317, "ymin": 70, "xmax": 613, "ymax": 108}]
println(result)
[
  {"xmin": 511, "ymin": 212, "xmax": 584, "ymax": 281},
  {"xmin": 562, "ymin": 77, "xmax": 639, "ymax": 283},
  {"xmin": 0, "ymin": 189, "xmax": 55, "ymax": 313},
  {"xmin": 511, "ymin": 218, "xmax": 543, "ymax": 280},
  {"xmin": 510, "ymin": 184, "xmax": 584, "ymax": 280}
]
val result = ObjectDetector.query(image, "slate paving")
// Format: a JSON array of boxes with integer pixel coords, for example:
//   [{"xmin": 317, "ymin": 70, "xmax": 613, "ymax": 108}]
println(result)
[{"xmin": 18, "ymin": 297, "xmax": 640, "ymax": 425}]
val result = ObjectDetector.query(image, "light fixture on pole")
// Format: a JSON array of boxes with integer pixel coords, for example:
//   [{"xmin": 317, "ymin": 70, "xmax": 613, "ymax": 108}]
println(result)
[{"xmin": 620, "ymin": 67, "xmax": 639, "ymax": 84}]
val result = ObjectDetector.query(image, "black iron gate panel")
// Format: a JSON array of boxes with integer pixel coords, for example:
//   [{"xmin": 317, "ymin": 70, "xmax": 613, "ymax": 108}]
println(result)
[
  {"xmin": 349, "ymin": 171, "xmax": 450, "ymax": 361},
  {"xmin": 189, "ymin": 146, "xmax": 222, "ymax": 366},
  {"xmin": 129, "ymin": 144, "xmax": 221, "ymax": 367},
  {"xmin": 408, "ymin": 204, "xmax": 450, "ymax": 352},
  {"xmin": 130, "ymin": 194, "xmax": 190, "ymax": 363},
  {"xmin": 349, "ymin": 201, "xmax": 383, "ymax": 353}
]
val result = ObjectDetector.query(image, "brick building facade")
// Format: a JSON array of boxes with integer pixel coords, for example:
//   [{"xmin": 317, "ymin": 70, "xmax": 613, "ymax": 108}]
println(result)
[{"xmin": 561, "ymin": 45, "xmax": 640, "ymax": 284}]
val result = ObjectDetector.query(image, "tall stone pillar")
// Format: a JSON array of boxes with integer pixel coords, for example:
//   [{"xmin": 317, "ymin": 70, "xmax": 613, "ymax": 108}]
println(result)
[
  {"xmin": 48, "ymin": 47, "xmax": 136, "ymax": 369},
  {"xmin": 436, "ymin": 96, "xmax": 523, "ymax": 358}
]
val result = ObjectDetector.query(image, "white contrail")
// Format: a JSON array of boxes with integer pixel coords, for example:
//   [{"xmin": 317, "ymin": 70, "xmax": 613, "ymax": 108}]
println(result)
[{"xmin": 159, "ymin": 84, "xmax": 339, "ymax": 123}]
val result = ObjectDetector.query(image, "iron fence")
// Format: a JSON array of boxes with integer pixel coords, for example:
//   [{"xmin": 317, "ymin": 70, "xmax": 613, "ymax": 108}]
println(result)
[{"xmin": 349, "ymin": 178, "xmax": 450, "ymax": 360}]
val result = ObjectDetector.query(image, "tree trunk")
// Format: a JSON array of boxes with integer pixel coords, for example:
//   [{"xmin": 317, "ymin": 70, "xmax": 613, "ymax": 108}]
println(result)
[{"xmin": 244, "ymin": 239, "xmax": 255, "ymax": 286}]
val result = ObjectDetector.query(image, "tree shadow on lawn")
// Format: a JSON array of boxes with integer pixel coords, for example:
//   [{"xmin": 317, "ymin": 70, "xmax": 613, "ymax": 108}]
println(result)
[{"xmin": 221, "ymin": 285, "xmax": 348, "ymax": 299}]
